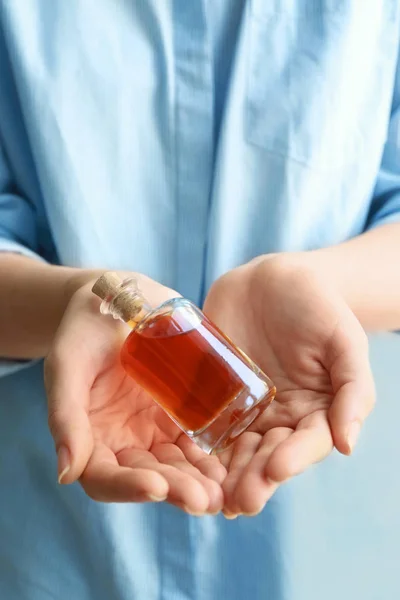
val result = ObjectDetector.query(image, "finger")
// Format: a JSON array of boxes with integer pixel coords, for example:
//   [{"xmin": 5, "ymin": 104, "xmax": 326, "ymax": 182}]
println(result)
[
  {"xmin": 327, "ymin": 330, "xmax": 375, "ymax": 455},
  {"xmin": 150, "ymin": 443, "xmax": 223, "ymax": 514},
  {"xmin": 44, "ymin": 295, "xmax": 122, "ymax": 486},
  {"xmin": 329, "ymin": 380, "xmax": 375, "ymax": 455},
  {"xmin": 221, "ymin": 432, "xmax": 262, "ymax": 517},
  {"xmin": 118, "ymin": 446, "xmax": 211, "ymax": 515},
  {"xmin": 81, "ymin": 445, "xmax": 169, "ymax": 502},
  {"xmin": 216, "ymin": 444, "xmax": 236, "ymax": 471},
  {"xmin": 45, "ymin": 352, "xmax": 93, "ymax": 485},
  {"xmin": 230, "ymin": 428, "xmax": 293, "ymax": 516},
  {"xmin": 265, "ymin": 410, "xmax": 333, "ymax": 482},
  {"xmin": 176, "ymin": 435, "xmax": 227, "ymax": 484}
]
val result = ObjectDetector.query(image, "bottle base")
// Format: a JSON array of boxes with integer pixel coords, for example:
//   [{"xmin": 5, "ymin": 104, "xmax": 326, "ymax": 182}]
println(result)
[{"xmin": 188, "ymin": 385, "xmax": 275, "ymax": 455}]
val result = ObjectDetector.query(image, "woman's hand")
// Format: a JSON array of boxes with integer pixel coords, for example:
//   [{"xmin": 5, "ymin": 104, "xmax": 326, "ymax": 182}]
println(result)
[
  {"xmin": 203, "ymin": 255, "xmax": 375, "ymax": 517},
  {"xmin": 45, "ymin": 274, "xmax": 225, "ymax": 515}
]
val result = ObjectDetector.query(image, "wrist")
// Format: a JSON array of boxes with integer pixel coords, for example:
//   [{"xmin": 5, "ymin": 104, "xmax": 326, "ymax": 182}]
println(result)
[
  {"xmin": 0, "ymin": 255, "xmax": 107, "ymax": 359},
  {"xmin": 253, "ymin": 250, "xmax": 368, "ymax": 329},
  {"xmin": 64, "ymin": 268, "xmax": 105, "ymax": 304},
  {"xmin": 253, "ymin": 251, "xmax": 327, "ymax": 281},
  {"xmin": 271, "ymin": 249, "xmax": 351, "ymax": 298},
  {"xmin": 250, "ymin": 251, "xmax": 344, "ymax": 305}
]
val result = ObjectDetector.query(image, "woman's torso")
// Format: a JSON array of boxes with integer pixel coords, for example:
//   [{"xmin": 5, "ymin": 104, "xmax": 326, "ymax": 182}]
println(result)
[{"xmin": 0, "ymin": 2, "xmax": 400, "ymax": 599}]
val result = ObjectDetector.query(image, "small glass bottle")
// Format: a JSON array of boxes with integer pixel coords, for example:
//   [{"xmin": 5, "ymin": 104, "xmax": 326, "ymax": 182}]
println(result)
[{"xmin": 92, "ymin": 272, "xmax": 275, "ymax": 454}]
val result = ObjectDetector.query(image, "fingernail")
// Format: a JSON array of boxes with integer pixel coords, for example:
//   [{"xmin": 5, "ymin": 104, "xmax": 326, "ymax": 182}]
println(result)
[
  {"xmin": 264, "ymin": 475, "xmax": 277, "ymax": 486},
  {"xmin": 184, "ymin": 506, "xmax": 205, "ymax": 517},
  {"xmin": 57, "ymin": 445, "xmax": 71, "ymax": 484},
  {"xmin": 173, "ymin": 501, "xmax": 205, "ymax": 516},
  {"xmin": 147, "ymin": 494, "xmax": 168, "ymax": 502},
  {"xmin": 222, "ymin": 511, "xmax": 239, "ymax": 520},
  {"xmin": 346, "ymin": 421, "xmax": 361, "ymax": 453},
  {"xmin": 174, "ymin": 502, "xmax": 206, "ymax": 516},
  {"xmin": 242, "ymin": 511, "xmax": 261, "ymax": 517}
]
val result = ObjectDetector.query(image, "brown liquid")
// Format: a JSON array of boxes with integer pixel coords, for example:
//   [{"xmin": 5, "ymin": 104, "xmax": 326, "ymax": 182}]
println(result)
[{"xmin": 121, "ymin": 311, "xmax": 254, "ymax": 433}]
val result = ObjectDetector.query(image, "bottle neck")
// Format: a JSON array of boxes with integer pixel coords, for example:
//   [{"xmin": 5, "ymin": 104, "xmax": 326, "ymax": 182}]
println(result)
[{"xmin": 100, "ymin": 278, "xmax": 151, "ymax": 328}]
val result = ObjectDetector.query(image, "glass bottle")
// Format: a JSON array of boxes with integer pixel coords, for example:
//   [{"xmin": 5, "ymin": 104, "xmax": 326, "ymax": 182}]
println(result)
[{"xmin": 92, "ymin": 272, "xmax": 275, "ymax": 454}]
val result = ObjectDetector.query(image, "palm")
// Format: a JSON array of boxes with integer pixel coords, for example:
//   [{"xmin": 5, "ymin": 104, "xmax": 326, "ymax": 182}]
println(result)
[
  {"xmin": 49, "ymin": 278, "xmax": 226, "ymax": 514},
  {"xmin": 204, "ymin": 259, "xmax": 371, "ymax": 516},
  {"xmin": 217, "ymin": 323, "xmax": 334, "ymax": 517},
  {"xmin": 83, "ymin": 344, "xmax": 226, "ymax": 513},
  {"xmin": 50, "ymin": 267, "xmax": 372, "ymax": 517}
]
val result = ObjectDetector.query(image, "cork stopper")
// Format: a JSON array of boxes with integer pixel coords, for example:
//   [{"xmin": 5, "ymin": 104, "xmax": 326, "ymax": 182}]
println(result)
[
  {"xmin": 92, "ymin": 272, "xmax": 145, "ymax": 323},
  {"xmin": 92, "ymin": 272, "xmax": 122, "ymax": 300}
]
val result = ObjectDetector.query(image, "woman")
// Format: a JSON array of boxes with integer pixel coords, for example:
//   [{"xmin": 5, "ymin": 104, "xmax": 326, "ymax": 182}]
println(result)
[{"xmin": 1, "ymin": 1, "xmax": 399, "ymax": 599}]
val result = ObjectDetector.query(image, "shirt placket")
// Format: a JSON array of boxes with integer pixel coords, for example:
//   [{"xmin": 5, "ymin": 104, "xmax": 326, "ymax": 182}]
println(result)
[
  {"xmin": 158, "ymin": 3, "xmax": 213, "ymax": 600},
  {"xmin": 173, "ymin": 0, "xmax": 214, "ymax": 305}
]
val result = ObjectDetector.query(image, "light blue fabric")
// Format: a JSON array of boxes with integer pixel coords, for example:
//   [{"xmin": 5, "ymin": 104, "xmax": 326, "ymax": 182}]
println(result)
[{"xmin": 1, "ymin": 1, "xmax": 400, "ymax": 598}]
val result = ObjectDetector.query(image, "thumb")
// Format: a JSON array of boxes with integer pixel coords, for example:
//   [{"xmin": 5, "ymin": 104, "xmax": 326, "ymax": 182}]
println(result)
[
  {"xmin": 327, "ymin": 327, "xmax": 376, "ymax": 455},
  {"xmin": 45, "ymin": 351, "xmax": 94, "ymax": 484}
]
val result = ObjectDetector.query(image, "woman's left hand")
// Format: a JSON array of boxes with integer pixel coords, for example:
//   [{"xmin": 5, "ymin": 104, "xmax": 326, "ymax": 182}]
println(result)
[{"xmin": 203, "ymin": 254, "xmax": 375, "ymax": 518}]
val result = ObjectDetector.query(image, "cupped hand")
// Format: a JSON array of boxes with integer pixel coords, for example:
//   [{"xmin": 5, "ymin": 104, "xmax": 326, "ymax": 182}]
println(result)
[
  {"xmin": 203, "ymin": 255, "xmax": 375, "ymax": 517},
  {"xmin": 45, "ymin": 274, "xmax": 225, "ymax": 515}
]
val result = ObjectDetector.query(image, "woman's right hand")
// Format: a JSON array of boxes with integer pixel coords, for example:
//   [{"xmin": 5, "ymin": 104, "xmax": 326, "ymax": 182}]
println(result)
[{"xmin": 45, "ymin": 273, "xmax": 225, "ymax": 515}]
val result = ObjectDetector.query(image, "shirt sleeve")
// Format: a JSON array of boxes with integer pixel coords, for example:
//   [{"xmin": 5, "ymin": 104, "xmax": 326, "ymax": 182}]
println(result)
[
  {"xmin": 0, "ymin": 142, "xmax": 45, "ymax": 376},
  {"xmin": 365, "ymin": 47, "xmax": 400, "ymax": 230},
  {"xmin": 0, "ymin": 142, "xmax": 45, "ymax": 261}
]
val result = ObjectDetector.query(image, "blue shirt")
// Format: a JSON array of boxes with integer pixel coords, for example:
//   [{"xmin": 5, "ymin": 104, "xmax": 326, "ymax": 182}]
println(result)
[{"xmin": 1, "ymin": 1, "xmax": 400, "ymax": 599}]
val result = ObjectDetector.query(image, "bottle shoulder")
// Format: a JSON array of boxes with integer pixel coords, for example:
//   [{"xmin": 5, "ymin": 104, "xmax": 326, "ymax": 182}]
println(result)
[{"xmin": 135, "ymin": 297, "xmax": 203, "ymax": 336}]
